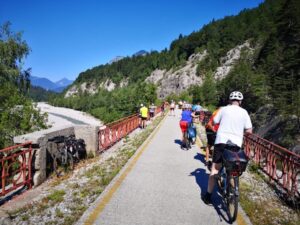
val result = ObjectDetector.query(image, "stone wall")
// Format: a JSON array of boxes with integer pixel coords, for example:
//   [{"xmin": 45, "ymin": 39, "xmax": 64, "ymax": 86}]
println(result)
[{"xmin": 14, "ymin": 125, "xmax": 99, "ymax": 186}]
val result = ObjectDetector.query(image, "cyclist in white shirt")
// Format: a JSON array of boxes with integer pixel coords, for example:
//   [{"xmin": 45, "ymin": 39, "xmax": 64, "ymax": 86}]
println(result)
[{"xmin": 202, "ymin": 91, "xmax": 253, "ymax": 204}]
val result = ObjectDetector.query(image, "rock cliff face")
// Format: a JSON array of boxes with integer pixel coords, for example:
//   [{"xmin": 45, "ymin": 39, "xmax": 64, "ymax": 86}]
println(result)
[
  {"xmin": 214, "ymin": 41, "xmax": 252, "ymax": 80},
  {"xmin": 65, "ymin": 82, "xmax": 98, "ymax": 98},
  {"xmin": 146, "ymin": 51, "xmax": 207, "ymax": 98},
  {"xmin": 64, "ymin": 80, "xmax": 116, "ymax": 98},
  {"xmin": 145, "ymin": 42, "xmax": 253, "ymax": 98},
  {"xmin": 252, "ymin": 105, "xmax": 300, "ymax": 154},
  {"xmin": 99, "ymin": 79, "xmax": 116, "ymax": 92}
]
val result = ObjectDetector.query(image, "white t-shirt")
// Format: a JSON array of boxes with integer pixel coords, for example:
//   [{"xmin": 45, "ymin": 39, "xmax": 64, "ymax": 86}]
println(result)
[{"xmin": 213, "ymin": 105, "xmax": 252, "ymax": 147}]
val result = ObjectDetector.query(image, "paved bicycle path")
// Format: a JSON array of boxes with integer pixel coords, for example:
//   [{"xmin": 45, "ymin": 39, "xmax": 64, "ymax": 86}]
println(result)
[{"xmin": 78, "ymin": 109, "xmax": 240, "ymax": 225}]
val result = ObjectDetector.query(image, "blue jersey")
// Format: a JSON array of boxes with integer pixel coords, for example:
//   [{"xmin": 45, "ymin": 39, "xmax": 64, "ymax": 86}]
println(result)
[{"xmin": 181, "ymin": 110, "xmax": 192, "ymax": 123}]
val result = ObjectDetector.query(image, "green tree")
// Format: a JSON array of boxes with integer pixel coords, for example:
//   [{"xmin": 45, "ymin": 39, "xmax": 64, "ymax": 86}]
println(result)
[
  {"xmin": 0, "ymin": 22, "xmax": 47, "ymax": 148},
  {"xmin": 201, "ymin": 71, "xmax": 218, "ymax": 107}
]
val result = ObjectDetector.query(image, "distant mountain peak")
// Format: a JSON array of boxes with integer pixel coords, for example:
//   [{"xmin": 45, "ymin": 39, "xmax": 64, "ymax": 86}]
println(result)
[
  {"xmin": 55, "ymin": 78, "xmax": 73, "ymax": 87},
  {"xmin": 30, "ymin": 76, "xmax": 73, "ymax": 93},
  {"xmin": 109, "ymin": 56, "xmax": 124, "ymax": 64},
  {"xmin": 133, "ymin": 50, "xmax": 148, "ymax": 57}
]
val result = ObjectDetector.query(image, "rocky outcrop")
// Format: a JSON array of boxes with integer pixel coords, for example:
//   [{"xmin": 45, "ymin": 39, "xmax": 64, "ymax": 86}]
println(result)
[
  {"xmin": 65, "ymin": 82, "xmax": 98, "ymax": 98},
  {"xmin": 65, "ymin": 79, "xmax": 116, "ymax": 98},
  {"xmin": 146, "ymin": 51, "xmax": 207, "ymax": 98},
  {"xmin": 252, "ymin": 104, "xmax": 300, "ymax": 154},
  {"xmin": 119, "ymin": 78, "xmax": 129, "ymax": 88},
  {"xmin": 145, "ymin": 69, "xmax": 166, "ymax": 85},
  {"xmin": 64, "ymin": 85, "xmax": 78, "ymax": 98},
  {"xmin": 99, "ymin": 79, "xmax": 115, "ymax": 91},
  {"xmin": 214, "ymin": 41, "xmax": 253, "ymax": 80}
]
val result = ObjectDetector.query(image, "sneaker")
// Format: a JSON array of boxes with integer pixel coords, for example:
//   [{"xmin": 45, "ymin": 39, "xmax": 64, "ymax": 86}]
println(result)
[{"xmin": 202, "ymin": 192, "xmax": 212, "ymax": 205}]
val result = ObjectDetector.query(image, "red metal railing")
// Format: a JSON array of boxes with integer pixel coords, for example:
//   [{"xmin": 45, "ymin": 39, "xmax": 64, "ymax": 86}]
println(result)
[
  {"xmin": 244, "ymin": 134, "xmax": 300, "ymax": 198},
  {"xmin": 98, "ymin": 106, "xmax": 163, "ymax": 152},
  {"xmin": 0, "ymin": 142, "xmax": 33, "ymax": 197},
  {"xmin": 98, "ymin": 114, "xmax": 140, "ymax": 152}
]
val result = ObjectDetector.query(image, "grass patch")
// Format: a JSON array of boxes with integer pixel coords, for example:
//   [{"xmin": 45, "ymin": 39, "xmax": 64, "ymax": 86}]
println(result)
[
  {"xmin": 55, "ymin": 208, "xmax": 64, "ymax": 218},
  {"xmin": 63, "ymin": 216, "xmax": 77, "ymax": 225},
  {"xmin": 47, "ymin": 190, "xmax": 66, "ymax": 203},
  {"xmin": 20, "ymin": 214, "xmax": 29, "ymax": 221},
  {"xmin": 240, "ymin": 176, "xmax": 300, "ymax": 225}
]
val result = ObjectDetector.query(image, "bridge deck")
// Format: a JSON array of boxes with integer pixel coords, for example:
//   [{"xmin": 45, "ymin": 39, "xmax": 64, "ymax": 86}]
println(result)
[{"xmin": 78, "ymin": 109, "xmax": 243, "ymax": 225}]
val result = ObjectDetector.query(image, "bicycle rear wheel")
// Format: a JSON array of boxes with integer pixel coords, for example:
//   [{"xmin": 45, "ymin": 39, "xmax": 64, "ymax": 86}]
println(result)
[
  {"xmin": 226, "ymin": 176, "xmax": 239, "ymax": 223},
  {"xmin": 186, "ymin": 137, "xmax": 191, "ymax": 149},
  {"xmin": 65, "ymin": 152, "xmax": 74, "ymax": 171}
]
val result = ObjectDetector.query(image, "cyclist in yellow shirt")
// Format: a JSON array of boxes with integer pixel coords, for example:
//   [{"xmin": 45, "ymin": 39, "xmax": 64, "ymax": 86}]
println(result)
[{"xmin": 140, "ymin": 104, "xmax": 148, "ymax": 129}]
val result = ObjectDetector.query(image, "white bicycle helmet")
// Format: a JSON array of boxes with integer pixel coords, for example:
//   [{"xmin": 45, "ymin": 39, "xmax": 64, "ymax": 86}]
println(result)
[{"xmin": 229, "ymin": 91, "xmax": 243, "ymax": 101}]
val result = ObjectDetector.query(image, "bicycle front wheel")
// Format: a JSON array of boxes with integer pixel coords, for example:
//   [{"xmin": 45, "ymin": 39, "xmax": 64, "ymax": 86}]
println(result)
[{"xmin": 226, "ymin": 176, "xmax": 239, "ymax": 223}]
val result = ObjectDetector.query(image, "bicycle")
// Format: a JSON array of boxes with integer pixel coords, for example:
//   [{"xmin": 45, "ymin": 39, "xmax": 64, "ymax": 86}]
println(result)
[
  {"xmin": 182, "ymin": 129, "xmax": 191, "ymax": 150},
  {"xmin": 182, "ymin": 123, "xmax": 196, "ymax": 150},
  {"xmin": 216, "ymin": 142, "xmax": 248, "ymax": 223},
  {"xmin": 48, "ymin": 135, "xmax": 85, "ymax": 176}
]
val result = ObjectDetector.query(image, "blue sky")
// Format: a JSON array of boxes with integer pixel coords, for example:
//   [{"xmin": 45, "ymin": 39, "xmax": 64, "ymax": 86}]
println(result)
[{"xmin": 0, "ymin": 0, "xmax": 264, "ymax": 82}]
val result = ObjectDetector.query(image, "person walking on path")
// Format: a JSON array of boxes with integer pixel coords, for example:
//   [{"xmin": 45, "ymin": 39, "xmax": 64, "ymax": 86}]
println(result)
[
  {"xmin": 149, "ymin": 103, "xmax": 156, "ymax": 121},
  {"xmin": 169, "ymin": 100, "xmax": 176, "ymax": 116},
  {"xmin": 140, "ymin": 104, "xmax": 148, "ymax": 129},
  {"xmin": 205, "ymin": 108, "xmax": 221, "ymax": 168},
  {"xmin": 202, "ymin": 91, "xmax": 252, "ymax": 204},
  {"xmin": 161, "ymin": 102, "xmax": 166, "ymax": 116}
]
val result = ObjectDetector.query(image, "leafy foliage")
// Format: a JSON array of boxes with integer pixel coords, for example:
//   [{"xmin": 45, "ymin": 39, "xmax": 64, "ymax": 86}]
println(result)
[
  {"xmin": 28, "ymin": 86, "xmax": 58, "ymax": 102},
  {"xmin": 51, "ymin": 83, "xmax": 158, "ymax": 123},
  {"xmin": 0, "ymin": 22, "xmax": 47, "ymax": 148}
]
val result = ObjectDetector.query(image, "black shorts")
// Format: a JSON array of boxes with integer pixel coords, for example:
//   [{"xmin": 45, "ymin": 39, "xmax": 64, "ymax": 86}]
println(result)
[
  {"xmin": 212, "ymin": 144, "xmax": 226, "ymax": 164},
  {"xmin": 141, "ymin": 117, "xmax": 147, "ymax": 121},
  {"xmin": 150, "ymin": 112, "xmax": 154, "ymax": 117},
  {"xmin": 206, "ymin": 128, "xmax": 216, "ymax": 146}
]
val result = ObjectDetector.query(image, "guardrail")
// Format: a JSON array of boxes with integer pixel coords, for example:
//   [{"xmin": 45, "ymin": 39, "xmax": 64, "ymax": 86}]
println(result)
[
  {"xmin": 244, "ymin": 133, "xmax": 300, "ymax": 198},
  {"xmin": 98, "ymin": 105, "xmax": 163, "ymax": 152},
  {"xmin": 0, "ymin": 142, "xmax": 33, "ymax": 197},
  {"xmin": 98, "ymin": 114, "xmax": 140, "ymax": 152}
]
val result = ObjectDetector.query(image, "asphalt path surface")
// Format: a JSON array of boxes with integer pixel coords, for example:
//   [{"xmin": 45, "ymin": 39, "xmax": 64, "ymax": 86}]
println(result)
[{"xmin": 79, "ymin": 109, "xmax": 238, "ymax": 225}]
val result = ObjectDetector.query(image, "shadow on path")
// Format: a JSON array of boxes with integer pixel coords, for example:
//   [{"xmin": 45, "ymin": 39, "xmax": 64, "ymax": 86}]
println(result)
[
  {"xmin": 191, "ymin": 153, "xmax": 232, "ymax": 224},
  {"xmin": 0, "ymin": 186, "xmax": 27, "ymax": 206},
  {"xmin": 174, "ymin": 139, "xmax": 182, "ymax": 146}
]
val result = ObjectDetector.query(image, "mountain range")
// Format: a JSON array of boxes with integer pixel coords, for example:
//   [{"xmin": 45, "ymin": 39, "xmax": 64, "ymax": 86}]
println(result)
[{"xmin": 30, "ymin": 76, "xmax": 73, "ymax": 92}]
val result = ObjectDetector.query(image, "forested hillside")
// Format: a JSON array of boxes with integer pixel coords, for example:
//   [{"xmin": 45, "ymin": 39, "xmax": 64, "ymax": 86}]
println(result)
[
  {"xmin": 0, "ymin": 23, "xmax": 47, "ymax": 148},
  {"xmin": 50, "ymin": 0, "xmax": 299, "ymax": 150}
]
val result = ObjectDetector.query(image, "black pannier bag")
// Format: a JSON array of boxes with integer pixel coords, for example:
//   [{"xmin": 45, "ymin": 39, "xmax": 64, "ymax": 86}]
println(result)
[
  {"xmin": 222, "ymin": 144, "xmax": 249, "ymax": 175},
  {"xmin": 76, "ymin": 138, "xmax": 86, "ymax": 159}
]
